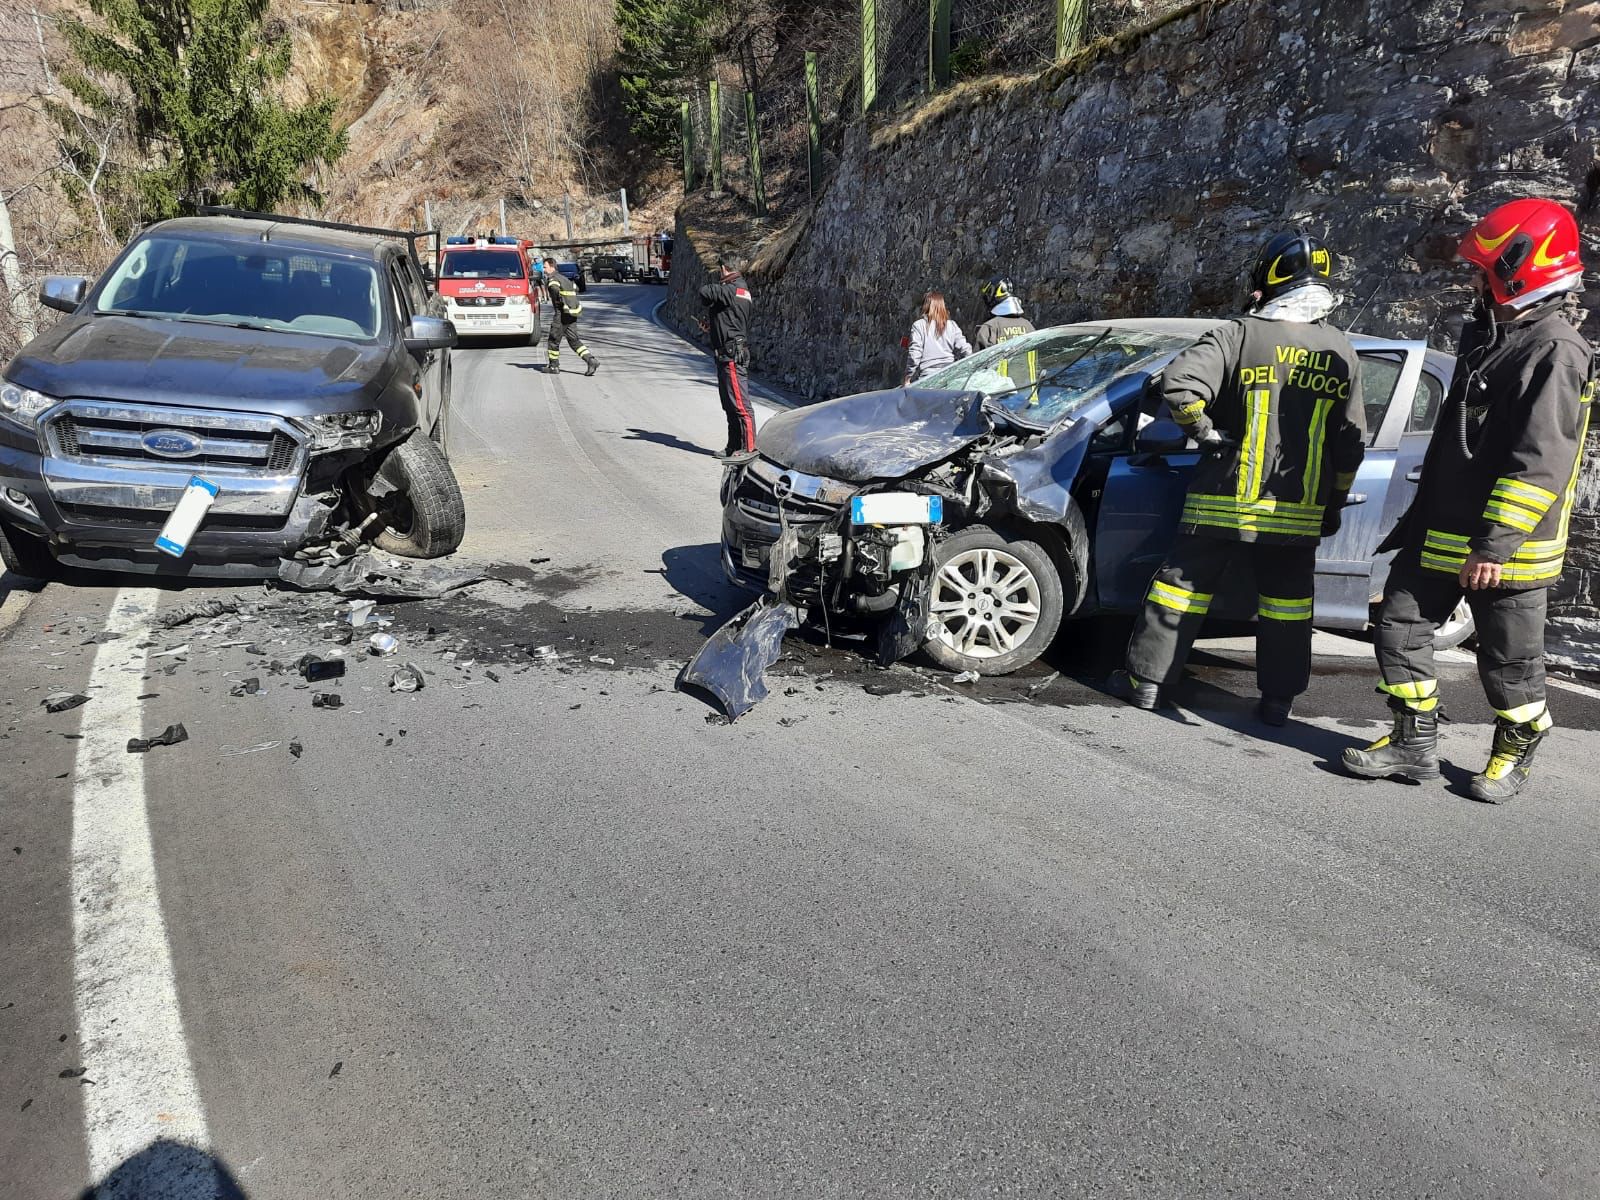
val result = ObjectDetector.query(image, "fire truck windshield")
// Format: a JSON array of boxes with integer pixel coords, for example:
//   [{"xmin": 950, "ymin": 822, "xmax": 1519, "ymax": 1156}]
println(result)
[{"xmin": 440, "ymin": 250, "xmax": 525, "ymax": 280}]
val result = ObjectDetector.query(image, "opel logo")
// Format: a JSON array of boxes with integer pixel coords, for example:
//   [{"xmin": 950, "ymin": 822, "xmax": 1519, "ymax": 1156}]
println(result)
[
  {"xmin": 773, "ymin": 475, "xmax": 794, "ymax": 500},
  {"xmin": 141, "ymin": 429, "xmax": 203, "ymax": 458}
]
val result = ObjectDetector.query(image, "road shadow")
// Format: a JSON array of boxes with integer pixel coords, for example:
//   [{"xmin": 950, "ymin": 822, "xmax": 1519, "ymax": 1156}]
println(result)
[
  {"xmin": 78, "ymin": 1138, "xmax": 248, "ymax": 1199},
  {"xmin": 0, "ymin": 568, "xmax": 48, "ymax": 606},
  {"xmin": 659, "ymin": 543, "xmax": 753, "ymax": 632},
  {"xmin": 622, "ymin": 428, "xmax": 719, "ymax": 458}
]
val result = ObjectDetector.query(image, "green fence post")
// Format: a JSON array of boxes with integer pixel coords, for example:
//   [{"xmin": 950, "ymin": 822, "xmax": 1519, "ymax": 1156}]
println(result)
[
  {"xmin": 708, "ymin": 80, "xmax": 723, "ymax": 194},
  {"xmin": 929, "ymin": 0, "xmax": 951, "ymax": 91},
  {"xmin": 805, "ymin": 51, "xmax": 822, "ymax": 200},
  {"xmin": 861, "ymin": 0, "xmax": 877, "ymax": 113},
  {"xmin": 1056, "ymin": 0, "xmax": 1087, "ymax": 59},
  {"xmin": 744, "ymin": 90, "xmax": 767, "ymax": 217},
  {"xmin": 681, "ymin": 100, "xmax": 693, "ymax": 191}
]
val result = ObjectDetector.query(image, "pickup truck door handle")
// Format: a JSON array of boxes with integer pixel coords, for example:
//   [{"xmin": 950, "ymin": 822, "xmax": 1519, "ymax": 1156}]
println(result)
[{"xmin": 1405, "ymin": 468, "xmax": 1423, "ymax": 483}]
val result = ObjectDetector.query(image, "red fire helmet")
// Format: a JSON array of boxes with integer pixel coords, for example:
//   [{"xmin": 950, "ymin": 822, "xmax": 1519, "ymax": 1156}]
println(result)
[{"xmin": 1457, "ymin": 198, "xmax": 1585, "ymax": 308}]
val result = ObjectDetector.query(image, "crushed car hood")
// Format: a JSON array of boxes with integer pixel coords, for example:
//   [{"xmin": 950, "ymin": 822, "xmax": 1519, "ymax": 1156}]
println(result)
[
  {"xmin": 756, "ymin": 387, "xmax": 997, "ymax": 482},
  {"xmin": 6, "ymin": 315, "xmax": 392, "ymax": 414}
]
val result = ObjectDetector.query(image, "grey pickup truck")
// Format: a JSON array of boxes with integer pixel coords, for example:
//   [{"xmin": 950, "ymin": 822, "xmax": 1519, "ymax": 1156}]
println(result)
[{"xmin": 0, "ymin": 209, "xmax": 465, "ymax": 579}]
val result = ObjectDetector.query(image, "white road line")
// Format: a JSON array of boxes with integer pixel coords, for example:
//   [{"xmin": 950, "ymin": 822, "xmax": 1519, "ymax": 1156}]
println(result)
[{"xmin": 71, "ymin": 587, "xmax": 216, "ymax": 1196}]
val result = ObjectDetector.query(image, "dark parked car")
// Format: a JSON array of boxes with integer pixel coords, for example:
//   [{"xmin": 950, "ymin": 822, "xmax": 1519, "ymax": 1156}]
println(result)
[
  {"xmin": 590, "ymin": 254, "xmax": 638, "ymax": 283},
  {"xmin": 721, "ymin": 319, "xmax": 1465, "ymax": 676},
  {"xmin": 556, "ymin": 261, "xmax": 587, "ymax": 292},
  {"xmin": 0, "ymin": 209, "xmax": 466, "ymax": 579}
]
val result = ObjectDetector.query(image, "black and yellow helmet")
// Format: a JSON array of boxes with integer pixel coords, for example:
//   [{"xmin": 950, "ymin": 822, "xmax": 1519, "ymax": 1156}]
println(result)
[
  {"xmin": 1250, "ymin": 232, "xmax": 1333, "ymax": 302},
  {"xmin": 980, "ymin": 276, "xmax": 1014, "ymax": 308}
]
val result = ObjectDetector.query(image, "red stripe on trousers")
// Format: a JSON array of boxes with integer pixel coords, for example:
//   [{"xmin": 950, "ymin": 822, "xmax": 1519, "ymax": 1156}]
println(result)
[{"xmin": 727, "ymin": 361, "xmax": 755, "ymax": 449}]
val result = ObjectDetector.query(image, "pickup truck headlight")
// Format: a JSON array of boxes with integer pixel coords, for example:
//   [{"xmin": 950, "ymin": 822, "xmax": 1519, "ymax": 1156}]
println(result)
[
  {"xmin": 0, "ymin": 382, "xmax": 57, "ymax": 429},
  {"xmin": 506, "ymin": 294, "xmax": 530, "ymax": 307},
  {"xmin": 303, "ymin": 410, "xmax": 383, "ymax": 451}
]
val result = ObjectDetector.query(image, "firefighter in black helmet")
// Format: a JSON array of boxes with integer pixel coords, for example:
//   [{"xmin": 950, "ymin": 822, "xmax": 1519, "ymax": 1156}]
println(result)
[
  {"xmin": 1115, "ymin": 231, "xmax": 1366, "ymax": 725},
  {"xmin": 975, "ymin": 277, "xmax": 1035, "ymax": 350},
  {"xmin": 542, "ymin": 257, "xmax": 599, "ymax": 376}
]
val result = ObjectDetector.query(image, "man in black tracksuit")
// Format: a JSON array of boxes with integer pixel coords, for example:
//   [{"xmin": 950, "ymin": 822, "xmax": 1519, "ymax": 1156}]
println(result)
[
  {"xmin": 542, "ymin": 258, "xmax": 599, "ymax": 376},
  {"xmin": 700, "ymin": 253, "xmax": 755, "ymax": 456},
  {"xmin": 1343, "ymin": 198, "xmax": 1593, "ymax": 802},
  {"xmin": 1119, "ymin": 233, "xmax": 1366, "ymax": 726}
]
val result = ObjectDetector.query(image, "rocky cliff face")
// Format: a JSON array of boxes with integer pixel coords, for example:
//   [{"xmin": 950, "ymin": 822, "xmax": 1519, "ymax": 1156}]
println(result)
[{"xmin": 670, "ymin": 0, "xmax": 1600, "ymax": 672}]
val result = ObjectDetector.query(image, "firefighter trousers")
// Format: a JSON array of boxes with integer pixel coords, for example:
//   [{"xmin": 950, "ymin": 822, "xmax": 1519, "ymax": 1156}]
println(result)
[
  {"xmin": 547, "ymin": 316, "xmax": 592, "ymax": 367},
  {"xmin": 1373, "ymin": 553, "xmax": 1548, "ymax": 721},
  {"xmin": 716, "ymin": 352, "xmax": 755, "ymax": 454},
  {"xmin": 1126, "ymin": 533, "xmax": 1318, "ymax": 698}
]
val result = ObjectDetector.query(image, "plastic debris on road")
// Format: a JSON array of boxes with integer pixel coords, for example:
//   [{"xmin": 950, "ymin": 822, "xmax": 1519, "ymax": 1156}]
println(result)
[
  {"xmin": 951, "ymin": 670, "xmax": 979, "ymax": 684},
  {"xmin": 42, "ymin": 692, "xmax": 90, "ymax": 713},
  {"xmin": 297, "ymin": 654, "xmax": 346, "ymax": 682},
  {"xmin": 312, "ymin": 692, "xmax": 343, "ymax": 709},
  {"xmin": 156, "ymin": 597, "xmax": 241, "ymax": 629},
  {"xmin": 343, "ymin": 600, "xmax": 379, "ymax": 627},
  {"xmin": 389, "ymin": 663, "xmax": 426, "ymax": 693},
  {"xmin": 275, "ymin": 551, "xmax": 487, "ymax": 600},
  {"xmin": 127, "ymin": 724, "xmax": 187, "ymax": 753},
  {"xmin": 368, "ymin": 633, "xmax": 399, "ymax": 656},
  {"xmin": 229, "ymin": 677, "xmax": 262, "ymax": 697},
  {"xmin": 678, "ymin": 596, "xmax": 799, "ymax": 721}
]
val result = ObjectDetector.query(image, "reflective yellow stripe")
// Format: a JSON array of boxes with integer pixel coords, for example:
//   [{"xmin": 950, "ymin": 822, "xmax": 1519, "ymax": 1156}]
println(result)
[
  {"xmin": 1027, "ymin": 349, "xmax": 1038, "ymax": 384},
  {"xmin": 1495, "ymin": 700, "xmax": 1549, "ymax": 725},
  {"xmin": 1333, "ymin": 469, "xmax": 1357, "ymax": 491},
  {"xmin": 1379, "ymin": 678, "xmax": 1440, "ymax": 712},
  {"xmin": 1490, "ymin": 478, "xmax": 1556, "ymax": 512},
  {"xmin": 1301, "ymin": 396, "xmax": 1333, "ymax": 504},
  {"xmin": 1148, "ymin": 580, "xmax": 1213, "ymax": 614},
  {"xmin": 1237, "ymin": 389, "xmax": 1271, "ymax": 503},
  {"xmin": 996, "ymin": 358, "xmax": 1010, "ymax": 380},
  {"xmin": 1481, "ymin": 500, "xmax": 1541, "ymax": 533},
  {"xmin": 1258, "ymin": 594, "xmax": 1313, "ymax": 621},
  {"xmin": 1183, "ymin": 492, "xmax": 1322, "ymax": 537}
]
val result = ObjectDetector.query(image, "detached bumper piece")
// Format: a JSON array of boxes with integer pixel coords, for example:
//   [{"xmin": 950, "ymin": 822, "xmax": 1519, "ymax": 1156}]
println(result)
[{"xmin": 678, "ymin": 596, "xmax": 799, "ymax": 721}]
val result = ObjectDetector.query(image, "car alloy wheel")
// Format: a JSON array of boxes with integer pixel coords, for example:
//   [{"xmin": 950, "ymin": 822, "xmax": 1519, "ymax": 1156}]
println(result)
[
  {"xmin": 931, "ymin": 546, "xmax": 1043, "ymax": 659},
  {"xmin": 1434, "ymin": 596, "xmax": 1476, "ymax": 650}
]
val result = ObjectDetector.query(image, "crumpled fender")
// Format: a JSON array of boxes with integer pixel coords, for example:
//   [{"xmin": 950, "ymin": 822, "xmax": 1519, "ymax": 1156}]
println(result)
[
  {"xmin": 977, "ymin": 416, "xmax": 1096, "ymax": 614},
  {"xmin": 678, "ymin": 596, "xmax": 800, "ymax": 720}
]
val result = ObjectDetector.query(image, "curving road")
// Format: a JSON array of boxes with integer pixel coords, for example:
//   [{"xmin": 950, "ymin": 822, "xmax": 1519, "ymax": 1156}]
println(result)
[{"xmin": 3, "ymin": 285, "xmax": 1600, "ymax": 1199}]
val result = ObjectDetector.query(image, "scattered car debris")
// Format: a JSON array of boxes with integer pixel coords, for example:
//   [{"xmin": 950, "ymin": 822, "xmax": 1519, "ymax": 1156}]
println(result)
[
  {"xmin": 485, "ymin": 669, "xmax": 501, "ymax": 683},
  {"xmin": 312, "ymin": 693, "xmax": 343, "ymax": 710},
  {"xmin": 863, "ymin": 682, "xmax": 905, "ymax": 697},
  {"xmin": 297, "ymin": 654, "xmax": 346, "ymax": 682},
  {"xmin": 150, "ymin": 644, "xmax": 190, "ymax": 659},
  {"xmin": 530, "ymin": 644, "xmax": 561, "ymax": 663},
  {"xmin": 589, "ymin": 655, "xmax": 616, "ymax": 665},
  {"xmin": 156, "ymin": 598, "xmax": 241, "ymax": 629},
  {"xmin": 368, "ymin": 633, "xmax": 399, "ymax": 656},
  {"xmin": 289, "ymin": 741, "xmax": 304, "ymax": 759},
  {"xmin": 127, "ymin": 724, "xmax": 188, "ymax": 753},
  {"xmin": 679, "ymin": 596, "xmax": 800, "ymax": 720},
  {"xmin": 1027, "ymin": 671, "xmax": 1061, "ymax": 697},
  {"xmin": 389, "ymin": 664, "xmax": 426, "ymax": 693},
  {"xmin": 228, "ymin": 678, "xmax": 262, "ymax": 697},
  {"xmin": 219, "ymin": 741, "xmax": 280, "ymax": 757},
  {"xmin": 952, "ymin": 670, "xmax": 980, "ymax": 684},
  {"xmin": 343, "ymin": 600, "xmax": 379, "ymax": 627},
  {"xmin": 42, "ymin": 692, "xmax": 90, "ymax": 714},
  {"xmin": 275, "ymin": 551, "xmax": 487, "ymax": 600},
  {"xmin": 329, "ymin": 1061, "xmax": 343, "ymax": 1080},
  {"xmin": 80, "ymin": 631, "xmax": 124, "ymax": 645}
]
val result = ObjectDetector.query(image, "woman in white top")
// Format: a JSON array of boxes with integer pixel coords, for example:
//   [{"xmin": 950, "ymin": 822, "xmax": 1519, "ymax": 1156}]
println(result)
[{"xmin": 904, "ymin": 291, "xmax": 971, "ymax": 385}]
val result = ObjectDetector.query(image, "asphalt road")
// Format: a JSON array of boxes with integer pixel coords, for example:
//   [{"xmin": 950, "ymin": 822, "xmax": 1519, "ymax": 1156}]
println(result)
[{"xmin": 4, "ymin": 285, "xmax": 1600, "ymax": 1199}]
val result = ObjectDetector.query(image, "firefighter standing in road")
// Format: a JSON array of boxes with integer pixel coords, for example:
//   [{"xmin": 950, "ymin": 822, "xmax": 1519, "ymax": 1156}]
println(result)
[
  {"xmin": 1118, "ymin": 232, "xmax": 1366, "ymax": 726},
  {"xmin": 700, "ymin": 252, "xmax": 755, "ymax": 457},
  {"xmin": 542, "ymin": 257, "xmax": 599, "ymax": 376},
  {"xmin": 1343, "ymin": 199, "xmax": 1594, "ymax": 802},
  {"xmin": 974, "ymin": 277, "xmax": 1036, "ymax": 350}
]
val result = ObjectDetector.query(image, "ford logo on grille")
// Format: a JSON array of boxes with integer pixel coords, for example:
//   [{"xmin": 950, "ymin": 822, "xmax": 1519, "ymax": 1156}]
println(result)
[{"xmin": 141, "ymin": 429, "xmax": 202, "ymax": 458}]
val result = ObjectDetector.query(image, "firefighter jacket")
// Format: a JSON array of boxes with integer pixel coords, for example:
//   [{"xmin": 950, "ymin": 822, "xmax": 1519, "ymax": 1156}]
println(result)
[
  {"xmin": 1164, "ymin": 315, "xmax": 1366, "ymax": 546},
  {"xmin": 975, "ymin": 314, "xmax": 1035, "ymax": 351},
  {"xmin": 1379, "ymin": 304, "xmax": 1595, "ymax": 590},
  {"xmin": 699, "ymin": 273, "xmax": 752, "ymax": 362},
  {"xmin": 545, "ymin": 274, "xmax": 581, "ymax": 320}
]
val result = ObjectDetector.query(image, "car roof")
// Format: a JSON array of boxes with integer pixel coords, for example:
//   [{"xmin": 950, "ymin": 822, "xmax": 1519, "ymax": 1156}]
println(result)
[
  {"xmin": 150, "ymin": 216, "xmax": 396, "ymax": 259},
  {"xmin": 1069, "ymin": 316, "xmax": 1435, "ymax": 354}
]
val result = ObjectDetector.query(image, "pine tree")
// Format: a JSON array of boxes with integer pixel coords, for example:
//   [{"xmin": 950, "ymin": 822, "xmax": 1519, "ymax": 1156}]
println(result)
[
  {"xmin": 615, "ymin": 0, "xmax": 714, "ymax": 156},
  {"xmin": 46, "ymin": 0, "xmax": 347, "ymax": 240}
]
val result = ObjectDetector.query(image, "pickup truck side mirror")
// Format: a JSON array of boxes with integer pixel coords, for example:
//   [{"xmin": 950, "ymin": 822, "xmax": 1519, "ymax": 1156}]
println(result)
[
  {"xmin": 404, "ymin": 315, "xmax": 456, "ymax": 353},
  {"xmin": 39, "ymin": 276, "xmax": 90, "ymax": 314},
  {"xmin": 1134, "ymin": 418, "xmax": 1190, "ymax": 455}
]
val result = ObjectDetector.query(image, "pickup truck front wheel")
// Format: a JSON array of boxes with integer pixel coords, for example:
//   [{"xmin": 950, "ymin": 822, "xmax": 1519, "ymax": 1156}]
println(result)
[
  {"xmin": 922, "ymin": 525, "xmax": 1064, "ymax": 676},
  {"xmin": 0, "ymin": 521, "xmax": 57, "ymax": 580},
  {"xmin": 372, "ymin": 432, "xmax": 466, "ymax": 559}
]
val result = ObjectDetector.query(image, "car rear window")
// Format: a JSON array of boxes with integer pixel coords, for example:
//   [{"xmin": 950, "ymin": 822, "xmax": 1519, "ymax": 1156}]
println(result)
[
  {"xmin": 439, "ymin": 249, "xmax": 526, "ymax": 280},
  {"xmin": 96, "ymin": 235, "xmax": 382, "ymax": 339}
]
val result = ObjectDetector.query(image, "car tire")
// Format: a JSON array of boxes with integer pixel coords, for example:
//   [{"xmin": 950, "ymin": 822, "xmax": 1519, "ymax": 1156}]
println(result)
[
  {"xmin": 372, "ymin": 432, "xmax": 467, "ymax": 559},
  {"xmin": 1433, "ymin": 597, "xmax": 1476, "ymax": 650},
  {"xmin": 921, "ymin": 525, "xmax": 1065, "ymax": 677},
  {"xmin": 430, "ymin": 360, "xmax": 452, "ymax": 461},
  {"xmin": 0, "ymin": 520, "xmax": 57, "ymax": 580}
]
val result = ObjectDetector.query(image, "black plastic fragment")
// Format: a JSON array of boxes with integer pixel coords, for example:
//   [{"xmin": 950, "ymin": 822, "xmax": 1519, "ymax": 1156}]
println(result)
[
  {"xmin": 127, "ymin": 724, "xmax": 187, "ymax": 753},
  {"xmin": 288, "ymin": 740, "xmax": 304, "ymax": 759},
  {"xmin": 156, "ymin": 597, "xmax": 241, "ymax": 629},
  {"xmin": 678, "ymin": 596, "xmax": 800, "ymax": 720},
  {"xmin": 42, "ymin": 693, "xmax": 90, "ymax": 714},
  {"xmin": 312, "ymin": 693, "xmax": 343, "ymax": 709},
  {"xmin": 229, "ymin": 678, "xmax": 262, "ymax": 697},
  {"xmin": 297, "ymin": 654, "xmax": 346, "ymax": 682}
]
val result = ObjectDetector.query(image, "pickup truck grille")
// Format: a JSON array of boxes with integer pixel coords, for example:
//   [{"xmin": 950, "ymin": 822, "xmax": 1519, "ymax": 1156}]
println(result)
[{"xmin": 42, "ymin": 401, "xmax": 307, "ymax": 476}]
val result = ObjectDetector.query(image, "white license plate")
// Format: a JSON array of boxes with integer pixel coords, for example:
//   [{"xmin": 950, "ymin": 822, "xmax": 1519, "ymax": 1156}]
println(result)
[{"xmin": 851, "ymin": 493, "xmax": 943, "ymax": 525}]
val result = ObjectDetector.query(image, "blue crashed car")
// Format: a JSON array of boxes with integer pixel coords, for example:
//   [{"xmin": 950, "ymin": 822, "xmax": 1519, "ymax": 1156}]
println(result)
[{"xmin": 720, "ymin": 318, "xmax": 1462, "ymax": 676}]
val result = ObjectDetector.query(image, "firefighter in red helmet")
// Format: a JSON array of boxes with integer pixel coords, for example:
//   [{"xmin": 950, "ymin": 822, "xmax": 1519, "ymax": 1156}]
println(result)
[{"xmin": 1343, "ymin": 199, "xmax": 1595, "ymax": 802}]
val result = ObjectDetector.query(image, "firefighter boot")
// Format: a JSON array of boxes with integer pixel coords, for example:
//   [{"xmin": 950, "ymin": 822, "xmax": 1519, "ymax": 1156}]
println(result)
[
  {"xmin": 1468, "ymin": 717, "xmax": 1546, "ymax": 804},
  {"xmin": 1111, "ymin": 670, "xmax": 1161, "ymax": 711},
  {"xmin": 585, "ymin": 354, "xmax": 601, "ymax": 377},
  {"xmin": 1341, "ymin": 700, "xmax": 1439, "ymax": 782}
]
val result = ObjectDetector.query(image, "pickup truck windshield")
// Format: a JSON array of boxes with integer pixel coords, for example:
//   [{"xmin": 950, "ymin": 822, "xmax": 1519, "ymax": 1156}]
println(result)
[
  {"xmin": 922, "ymin": 326, "xmax": 1189, "ymax": 426},
  {"xmin": 439, "ymin": 250, "xmax": 526, "ymax": 279},
  {"xmin": 97, "ymin": 236, "xmax": 382, "ymax": 339}
]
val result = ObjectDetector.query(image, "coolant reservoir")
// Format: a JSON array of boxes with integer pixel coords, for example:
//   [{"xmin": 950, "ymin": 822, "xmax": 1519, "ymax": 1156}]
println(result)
[{"xmin": 888, "ymin": 526, "xmax": 925, "ymax": 572}]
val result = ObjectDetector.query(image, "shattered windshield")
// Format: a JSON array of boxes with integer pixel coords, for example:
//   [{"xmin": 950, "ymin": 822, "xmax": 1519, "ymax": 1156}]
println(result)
[{"xmin": 920, "ymin": 326, "xmax": 1190, "ymax": 426}]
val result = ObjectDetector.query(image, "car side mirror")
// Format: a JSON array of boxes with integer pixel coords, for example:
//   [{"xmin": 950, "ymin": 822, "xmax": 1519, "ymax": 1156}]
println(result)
[
  {"xmin": 39, "ymin": 276, "xmax": 90, "ymax": 314},
  {"xmin": 1134, "ymin": 418, "xmax": 1190, "ymax": 455},
  {"xmin": 404, "ymin": 315, "xmax": 456, "ymax": 353}
]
